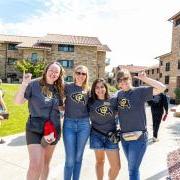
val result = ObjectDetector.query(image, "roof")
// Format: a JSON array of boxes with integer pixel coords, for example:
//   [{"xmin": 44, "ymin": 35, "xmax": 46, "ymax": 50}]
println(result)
[
  {"xmin": 0, "ymin": 33, "xmax": 110, "ymax": 51},
  {"xmin": 0, "ymin": 34, "xmax": 50, "ymax": 50},
  {"xmin": 168, "ymin": 11, "xmax": 180, "ymax": 21},
  {"xmin": 37, "ymin": 34, "xmax": 102, "ymax": 46},
  {"xmin": 116, "ymin": 65, "xmax": 147, "ymax": 73},
  {"xmin": 145, "ymin": 64, "xmax": 159, "ymax": 70},
  {"xmin": 97, "ymin": 44, "xmax": 111, "ymax": 52},
  {"xmin": 155, "ymin": 52, "xmax": 172, "ymax": 59}
]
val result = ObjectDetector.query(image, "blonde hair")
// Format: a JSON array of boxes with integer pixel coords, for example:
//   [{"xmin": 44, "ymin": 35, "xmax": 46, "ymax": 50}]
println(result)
[{"xmin": 73, "ymin": 65, "xmax": 89, "ymax": 91}]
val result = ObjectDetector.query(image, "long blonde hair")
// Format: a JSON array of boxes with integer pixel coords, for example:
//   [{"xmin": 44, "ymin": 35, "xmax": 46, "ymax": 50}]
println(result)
[
  {"xmin": 40, "ymin": 62, "xmax": 65, "ymax": 99},
  {"xmin": 73, "ymin": 65, "xmax": 89, "ymax": 91}
]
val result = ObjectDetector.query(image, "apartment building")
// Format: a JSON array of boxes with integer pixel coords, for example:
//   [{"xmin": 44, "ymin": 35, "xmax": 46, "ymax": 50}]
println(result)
[
  {"xmin": 0, "ymin": 34, "xmax": 110, "ymax": 82},
  {"xmin": 108, "ymin": 64, "xmax": 147, "ymax": 86},
  {"xmin": 145, "ymin": 65, "xmax": 160, "ymax": 81},
  {"xmin": 156, "ymin": 11, "xmax": 180, "ymax": 99}
]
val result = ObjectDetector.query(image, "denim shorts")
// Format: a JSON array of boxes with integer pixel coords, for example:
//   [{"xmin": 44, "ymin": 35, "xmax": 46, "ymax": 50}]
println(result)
[{"xmin": 90, "ymin": 130, "xmax": 119, "ymax": 150}]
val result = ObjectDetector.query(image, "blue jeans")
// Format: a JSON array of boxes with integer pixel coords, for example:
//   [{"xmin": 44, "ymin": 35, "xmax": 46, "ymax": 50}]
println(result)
[
  {"xmin": 63, "ymin": 117, "xmax": 90, "ymax": 180},
  {"xmin": 121, "ymin": 133, "xmax": 148, "ymax": 180}
]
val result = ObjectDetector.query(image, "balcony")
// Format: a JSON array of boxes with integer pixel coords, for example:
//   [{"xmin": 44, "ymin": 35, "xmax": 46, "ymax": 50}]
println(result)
[{"xmin": 105, "ymin": 58, "xmax": 110, "ymax": 66}]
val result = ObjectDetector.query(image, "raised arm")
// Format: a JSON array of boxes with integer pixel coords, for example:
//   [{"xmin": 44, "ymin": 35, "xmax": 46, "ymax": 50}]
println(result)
[
  {"xmin": 0, "ymin": 91, "xmax": 7, "ymax": 111},
  {"xmin": 14, "ymin": 73, "xmax": 32, "ymax": 105},
  {"xmin": 134, "ymin": 71, "xmax": 166, "ymax": 95}
]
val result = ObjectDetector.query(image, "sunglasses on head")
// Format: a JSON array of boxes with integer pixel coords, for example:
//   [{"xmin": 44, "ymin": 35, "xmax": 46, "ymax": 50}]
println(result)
[
  {"xmin": 75, "ymin": 71, "xmax": 87, "ymax": 76},
  {"xmin": 117, "ymin": 77, "xmax": 129, "ymax": 83}
]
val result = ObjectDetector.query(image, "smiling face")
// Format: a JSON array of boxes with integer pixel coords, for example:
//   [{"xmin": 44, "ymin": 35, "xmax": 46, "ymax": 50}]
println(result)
[
  {"xmin": 46, "ymin": 63, "xmax": 61, "ymax": 84},
  {"xmin": 74, "ymin": 67, "xmax": 87, "ymax": 86},
  {"xmin": 95, "ymin": 82, "xmax": 106, "ymax": 99},
  {"xmin": 117, "ymin": 77, "xmax": 131, "ymax": 90},
  {"xmin": 116, "ymin": 70, "xmax": 132, "ymax": 91}
]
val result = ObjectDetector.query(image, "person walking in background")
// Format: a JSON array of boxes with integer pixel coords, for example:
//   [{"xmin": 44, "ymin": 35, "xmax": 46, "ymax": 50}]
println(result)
[
  {"xmin": 63, "ymin": 65, "xmax": 90, "ymax": 180},
  {"xmin": 0, "ymin": 79, "xmax": 8, "ymax": 144},
  {"xmin": 147, "ymin": 93, "xmax": 168, "ymax": 142},
  {"xmin": 14, "ymin": 62, "xmax": 64, "ymax": 180},
  {"xmin": 88, "ymin": 78, "xmax": 120, "ymax": 180},
  {"xmin": 116, "ymin": 69, "xmax": 166, "ymax": 180}
]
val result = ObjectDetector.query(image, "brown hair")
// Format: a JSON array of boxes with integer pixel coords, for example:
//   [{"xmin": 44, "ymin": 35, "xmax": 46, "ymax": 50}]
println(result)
[
  {"xmin": 116, "ymin": 69, "xmax": 132, "ymax": 83},
  {"xmin": 73, "ymin": 65, "xmax": 89, "ymax": 91},
  {"xmin": 39, "ymin": 62, "xmax": 65, "ymax": 99},
  {"xmin": 90, "ymin": 78, "xmax": 109, "ymax": 102}
]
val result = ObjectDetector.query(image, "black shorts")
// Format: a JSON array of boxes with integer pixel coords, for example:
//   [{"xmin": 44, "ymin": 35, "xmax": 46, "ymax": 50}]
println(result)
[{"xmin": 26, "ymin": 129, "xmax": 60, "ymax": 145}]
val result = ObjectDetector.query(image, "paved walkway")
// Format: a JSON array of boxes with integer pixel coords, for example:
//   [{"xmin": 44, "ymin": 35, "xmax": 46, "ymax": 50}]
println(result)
[{"xmin": 0, "ymin": 106, "xmax": 180, "ymax": 180}]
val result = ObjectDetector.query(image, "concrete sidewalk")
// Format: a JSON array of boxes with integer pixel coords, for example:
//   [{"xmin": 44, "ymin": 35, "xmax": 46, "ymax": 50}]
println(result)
[{"xmin": 0, "ymin": 106, "xmax": 180, "ymax": 180}]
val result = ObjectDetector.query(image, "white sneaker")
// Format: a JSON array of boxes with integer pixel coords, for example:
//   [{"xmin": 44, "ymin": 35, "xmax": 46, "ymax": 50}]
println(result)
[{"xmin": 152, "ymin": 137, "xmax": 159, "ymax": 142}]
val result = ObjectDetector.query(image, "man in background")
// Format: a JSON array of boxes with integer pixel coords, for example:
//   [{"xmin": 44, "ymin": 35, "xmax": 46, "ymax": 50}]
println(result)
[{"xmin": 148, "ymin": 92, "xmax": 168, "ymax": 142}]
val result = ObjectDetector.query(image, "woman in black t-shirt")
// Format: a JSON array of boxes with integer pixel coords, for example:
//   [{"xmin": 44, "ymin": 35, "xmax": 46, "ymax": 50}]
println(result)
[{"xmin": 14, "ymin": 62, "xmax": 64, "ymax": 180}]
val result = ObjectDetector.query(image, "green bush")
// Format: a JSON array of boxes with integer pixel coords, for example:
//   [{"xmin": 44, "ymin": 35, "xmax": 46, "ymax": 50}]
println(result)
[
  {"xmin": 174, "ymin": 88, "xmax": 180, "ymax": 104},
  {"xmin": 108, "ymin": 84, "xmax": 118, "ymax": 94}
]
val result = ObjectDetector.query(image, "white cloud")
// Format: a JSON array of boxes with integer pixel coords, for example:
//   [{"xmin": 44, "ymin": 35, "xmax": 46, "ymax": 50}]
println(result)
[{"xmin": 0, "ymin": 0, "xmax": 180, "ymax": 68}]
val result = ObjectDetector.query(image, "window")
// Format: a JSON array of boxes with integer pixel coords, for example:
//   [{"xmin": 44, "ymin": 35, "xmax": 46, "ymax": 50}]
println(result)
[
  {"xmin": 8, "ymin": 44, "xmax": 18, "ymax": 50},
  {"xmin": 175, "ymin": 18, "xmax": 180, "ymax": 26},
  {"xmin": 178, "ymin": 60, "xmax": 180, "ymax": 69},
  {"xmin": 160, "ymin": 73, "xmax": 162, "ymax": 78},
  {"xmin": 165, "ymin": 76, "xmax": 169, "ymax": 84},
  {"xmin": 152, "ymin": 69, "xmax": 154, "ymax": 74},
  {"xmin": 7, "ymin": 58, "xmax": 18, "ymax": 65},
  {"xmin": 147, "ymin": 70, "xmax": 149, "ymax": 74},
  {"xmin": 58, "ymin": 60, "xmax": 74, "ymax": 68},
  {"xmin": 157, "ymin": 68, "xmax": 159, "ymax": 73},
  {"xmin": 65, "ymin": 76, "xmax": 73, "ymax": 82},
  {"xmin": 31, "ymin": 53, "xmax": 38, "ymax": 63},
  {"xmin": 165, "ymin": 62, "xmax": 170, "ymax": 71},
  {"xmin": 160, "ymin": 61, "xmax": 163, "ymax": 66},
  {"xmin": 58, "ymin": 44, "xmax": 74, "ymax": 52}
]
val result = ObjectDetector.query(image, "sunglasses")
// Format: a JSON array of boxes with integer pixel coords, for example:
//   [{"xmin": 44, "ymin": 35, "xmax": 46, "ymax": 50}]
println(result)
[
  {"xmin": 75, "ymin": 71, "xmax": 87, "ymax": 76},
  {"xmin": 117, "ymin": 77, "xmax": 129, "ymax": 83}
]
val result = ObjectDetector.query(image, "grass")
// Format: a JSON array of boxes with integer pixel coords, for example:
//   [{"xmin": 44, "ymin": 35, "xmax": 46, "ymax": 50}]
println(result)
[{"xmin": 0, "ymin": 83, "xmax": 28, "ymax": 137}]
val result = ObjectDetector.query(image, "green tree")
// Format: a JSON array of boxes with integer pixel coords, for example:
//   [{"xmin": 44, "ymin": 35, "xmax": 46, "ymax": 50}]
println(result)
[{"xmin": 15, "ymin": 59, "xmax": 47, "ymax": 78}]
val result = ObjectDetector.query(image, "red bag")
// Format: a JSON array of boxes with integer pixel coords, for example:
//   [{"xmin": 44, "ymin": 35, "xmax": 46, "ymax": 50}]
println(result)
[{"xmin": 43, "ymin": 120, "xmax": 57, "ymax": 139}]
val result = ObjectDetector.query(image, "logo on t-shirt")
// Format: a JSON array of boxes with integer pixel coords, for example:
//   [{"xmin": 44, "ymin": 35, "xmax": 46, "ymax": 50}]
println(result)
[
  {"xmin": 96, "ymin": 105, "xmax": 113, "ymax": 116},
  {"xmin": 118, "ymin": 98, "xmax": 131, "ymax": 109},
  {"xmin": 71, "ymin": 92, "xmax": 86, "ymax": 104}
]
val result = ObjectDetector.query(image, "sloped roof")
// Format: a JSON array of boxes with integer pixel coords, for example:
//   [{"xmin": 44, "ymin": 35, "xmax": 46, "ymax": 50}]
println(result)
[
  {"xmin": 97, "ymin": 44, "xmax": 111, "ymax": 52},
  {"xmin": 117, "ymin": 65, "xmax": 147, "ymax": 73},
  {"xmin": 0, "ymin": 34, "xmax": 50, "ymax": 49},
  {"xmin": 168, "ymin": 11, "xmax": 180, "ymax": 21},
  {"xmin": 0, "ymin": 33, "xmax": 111, "ymax": 51},
  {"xmin": 155, "ymin": 52, "xmax": 172, "ymax": 59},
  {"xmin": 145, "ymin": 64, "xmax": 159, "ymax": 70},
  {"xmin": 37, "ymin": 34, "xmax": 102, "ymax": 46}
]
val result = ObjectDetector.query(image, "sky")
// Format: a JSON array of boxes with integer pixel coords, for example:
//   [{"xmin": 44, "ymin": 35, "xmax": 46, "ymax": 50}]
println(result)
[{"xmin": 0, "ymin": 0, "xmax": 180, "ymax": 70}]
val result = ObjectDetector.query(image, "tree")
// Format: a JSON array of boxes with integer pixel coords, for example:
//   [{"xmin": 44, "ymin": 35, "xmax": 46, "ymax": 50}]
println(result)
[{"xmin": 15, "ymin": 59, "xmax": 47, "ymax": 78}]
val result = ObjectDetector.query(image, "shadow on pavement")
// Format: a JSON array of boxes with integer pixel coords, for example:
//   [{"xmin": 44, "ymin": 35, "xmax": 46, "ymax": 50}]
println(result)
[
  {"xmin": 166, "ymin": 121, "xmax": 180, "ymax": 145},
  {"xmin": 145, "ymin": 168, "xmax": 169, "ymax": 180},
  {"xmin": 7, "ymin": 135, "xmax": 26, "ymax": 146}
]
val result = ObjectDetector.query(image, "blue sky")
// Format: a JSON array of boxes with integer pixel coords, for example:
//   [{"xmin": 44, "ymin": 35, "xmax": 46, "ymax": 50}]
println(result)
[
  {"xmin": 0, "ymin": 0, "xmax": 180, "ymax": 70},
  {"xmin": 0, "ymin": 1, "xmax": 45, "ymax": 23}
]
